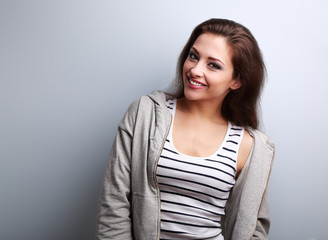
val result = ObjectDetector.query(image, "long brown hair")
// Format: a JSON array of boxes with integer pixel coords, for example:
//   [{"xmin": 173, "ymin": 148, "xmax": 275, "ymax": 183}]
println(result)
[{"xmin": 170, "ymin": 18, "xmax": 266, "ymax": 129}]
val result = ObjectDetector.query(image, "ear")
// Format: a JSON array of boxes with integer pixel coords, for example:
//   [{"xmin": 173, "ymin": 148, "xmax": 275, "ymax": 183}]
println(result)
[{"xmin": 230, "ymin": 79, "xmax": 242, "ymax": 90}]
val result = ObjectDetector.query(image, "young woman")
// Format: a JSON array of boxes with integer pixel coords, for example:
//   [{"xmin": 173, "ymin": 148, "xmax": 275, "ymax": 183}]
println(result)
[{"xmin": 97, "ymin": 18, "xmax": 275, "ymax": 240}]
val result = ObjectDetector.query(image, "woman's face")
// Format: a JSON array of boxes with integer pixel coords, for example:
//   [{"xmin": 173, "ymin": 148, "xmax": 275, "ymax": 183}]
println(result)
[{"xmin": 183, "ymin": 33, "xmax": 241, "ymax": 104}]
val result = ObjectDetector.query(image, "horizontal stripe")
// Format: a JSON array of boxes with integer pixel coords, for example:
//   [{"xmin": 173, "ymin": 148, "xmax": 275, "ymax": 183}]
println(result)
[
  {"xmin": 163, "ymin": 147, "xmax": 178, "ymax": 155},
  {"xmin": 159, "ymin": 182, "xmax": 228, "ymax": 201},
  {"xmin": 160, "ymin": 189, "xmax": 225, "ymax": 209},
  {"xmin": 204, "ymin": 158, "xmax": 236, "ymax": 172},
  {"xmin": 161, "ymin": 230, "xmax": 222, "ymax": 240},
  {"xmin": 161, "ymin": 209, "xmax": 220, "ymax": 223},
  {"xmin": 160, "ymin": 229, "xmax": 188, "ymax": 234},
  {"xmin": 222, "ymin": 147, "xmax": 236, "ymax": 153},
  {"xmin": 161, "ymin": 219, "xmax": 219, "ymax": 228},
  {"xmin": 157, "ymin": 174, "xmax": 230, "ymax": 193},
  {"xmin": 160, "ymin": 155, "xmax": 235, "ymax": 178},
  {"xmin": 229, "ymin": 133, "xmax": 241, "ymax": 137},
  {"xmin": 161, "ymin": 199, "xmax": 223, "ymax": 216},
  {"xmin": 157, "ymin": 164, "xmax": 234, "ymax": 186},
  {"xmin": 161, "ymin": 232, "xmax": 222, "ymax": 240},
  {"xmin": 216, "ymin": 154, "xmax": 236, "ymax": 163},
  {"xmin": 226, "ymin": 140, "xmax": 238, "ymax": 144},
  {"xmin": 197, "ymin": 232, "xmax": 222, "ymax": 240}
]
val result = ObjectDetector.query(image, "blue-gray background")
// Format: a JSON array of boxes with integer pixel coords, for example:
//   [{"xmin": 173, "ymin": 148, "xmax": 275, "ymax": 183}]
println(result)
[{"xmin": 1, "ymin": 0, "xmax": 327, "ymax": 239}]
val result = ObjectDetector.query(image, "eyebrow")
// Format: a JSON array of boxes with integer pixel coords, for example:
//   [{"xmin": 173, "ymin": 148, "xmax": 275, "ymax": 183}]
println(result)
[{"xmin": 191, "ymin": 46, "xmax": 225, "ymax": 66}]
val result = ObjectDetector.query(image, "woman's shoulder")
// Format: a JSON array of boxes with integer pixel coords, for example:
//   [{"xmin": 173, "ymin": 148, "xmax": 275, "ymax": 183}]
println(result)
[
  {"xmin": 247, "ymin": 128, "xmax": 275, "ymax": 151},
  {"xmin": 128, "ymin": 91, "xmax": 177, "ymax": 114},
  {"xmin": 119, "ymin": 91, "xmax": 171, "ymax": 128},
  {"xmin": 123, "ymin": 91, "xmax": 165, "ymax": 114},
  {"xmin": 244, "ymin": 128, "xmax": 275, "ymax": 173},
  {"xmin": 128, "ymin": 91, "xmax": 171, "ymax": 109}
]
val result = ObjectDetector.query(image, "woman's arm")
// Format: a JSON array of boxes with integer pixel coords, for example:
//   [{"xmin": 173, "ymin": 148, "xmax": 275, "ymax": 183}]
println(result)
[
  {"xmin": 97, "ymin": 100, "xmax": 140, "ymax": 240},
  {"xmin": 236, "ymin": 130, "xmax": 254, "ymax": 178},
  {"xmin": 97, "ymin": 127, "xmax": 133, "ymax": 239},
  {"xmin": 224, "ymin": 130, "xmax": 274, "ymax": 240},
  {"xmin": 251, "ymin": 190, "xmax": 270, "ymax": 239}
]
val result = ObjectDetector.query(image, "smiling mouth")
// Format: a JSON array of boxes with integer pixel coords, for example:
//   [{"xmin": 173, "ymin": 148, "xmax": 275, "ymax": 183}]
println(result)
[{"xmin": 188, "ymin": 78, "xmax": 206, "ymax": 87}]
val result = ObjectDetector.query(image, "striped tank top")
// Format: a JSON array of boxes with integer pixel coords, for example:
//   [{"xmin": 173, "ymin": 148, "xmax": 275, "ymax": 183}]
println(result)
[{"xmin": 156, "ymin": 99, "xmax": 244, "ymax": 240}]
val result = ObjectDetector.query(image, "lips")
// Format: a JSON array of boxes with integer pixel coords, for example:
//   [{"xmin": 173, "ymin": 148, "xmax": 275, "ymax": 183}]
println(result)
[
  {"xmin": 187, "ymin": 77, "xmax": 206, "ymax": 89},
  {"xmin": 189, "ymin": 78, "xmax": 205, "ymax": 86}
]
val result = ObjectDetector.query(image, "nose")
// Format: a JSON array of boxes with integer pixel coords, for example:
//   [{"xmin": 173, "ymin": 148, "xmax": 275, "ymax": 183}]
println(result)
[{"xmin": 190, "ymin": 61, "xmax": 204, "ymax": 78}]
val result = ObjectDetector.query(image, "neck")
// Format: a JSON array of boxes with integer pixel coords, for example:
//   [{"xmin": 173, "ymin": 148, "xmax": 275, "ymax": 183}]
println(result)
[{"xmin": 177, "ymin": 97, "xmax": 227, "ymax": 124}]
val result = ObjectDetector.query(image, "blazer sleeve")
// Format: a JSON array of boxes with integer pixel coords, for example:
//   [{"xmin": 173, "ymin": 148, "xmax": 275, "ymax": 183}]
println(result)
[
  {"xmin": 251, "ymin": 189, "xmax": 270, "ymax": 240},
  {"xmin": 96, "ymin": 99, "xmax": 140, "ymax": 240}
]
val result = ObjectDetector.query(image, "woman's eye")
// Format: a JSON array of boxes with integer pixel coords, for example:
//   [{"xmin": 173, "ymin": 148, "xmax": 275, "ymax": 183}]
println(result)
[
  {"xmin": 189, "ymin": 52, "xmax": 198, "ymax": 60},
  {"xmin": 208, "ymin": 63, "xmax": 221, "ymax": 70}
]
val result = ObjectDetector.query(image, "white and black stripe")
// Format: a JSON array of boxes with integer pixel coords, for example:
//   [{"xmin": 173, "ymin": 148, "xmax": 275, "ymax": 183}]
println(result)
[{"xmin": 156, "ymin": 99, "xmax": 244, "ymax": 239}]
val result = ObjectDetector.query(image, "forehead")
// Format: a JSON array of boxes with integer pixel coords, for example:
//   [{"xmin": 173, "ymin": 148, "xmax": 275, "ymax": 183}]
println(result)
[{"xmin": 193, "ymin": 33, "xmax": 233, "ymax": 60}]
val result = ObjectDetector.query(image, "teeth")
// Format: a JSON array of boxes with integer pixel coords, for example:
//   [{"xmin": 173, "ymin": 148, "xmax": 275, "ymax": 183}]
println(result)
[{"xmin": 189, "ymin": 79, "xmax": 203, "ymax": 86}]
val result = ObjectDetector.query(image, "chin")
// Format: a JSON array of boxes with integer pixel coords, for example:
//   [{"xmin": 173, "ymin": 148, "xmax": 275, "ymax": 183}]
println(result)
[{"xmin": 183, "ymin": 88, "xmax": 202, "ymax": 101}]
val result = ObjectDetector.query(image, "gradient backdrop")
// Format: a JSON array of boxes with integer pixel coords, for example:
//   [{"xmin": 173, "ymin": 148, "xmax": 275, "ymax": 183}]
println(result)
[{"xmin": 1, "ymin": 0, "xmax": 327, "ymax": 239}]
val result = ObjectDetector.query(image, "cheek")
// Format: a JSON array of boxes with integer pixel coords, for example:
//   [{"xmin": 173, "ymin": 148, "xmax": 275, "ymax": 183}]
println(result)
[
  {"xmin": 182, "ymin": 61, "xmax": 188, "ymax": 74},
  {"xmin": 183, "ymin": 59, "xmax": 193, "ymax": 73}
]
